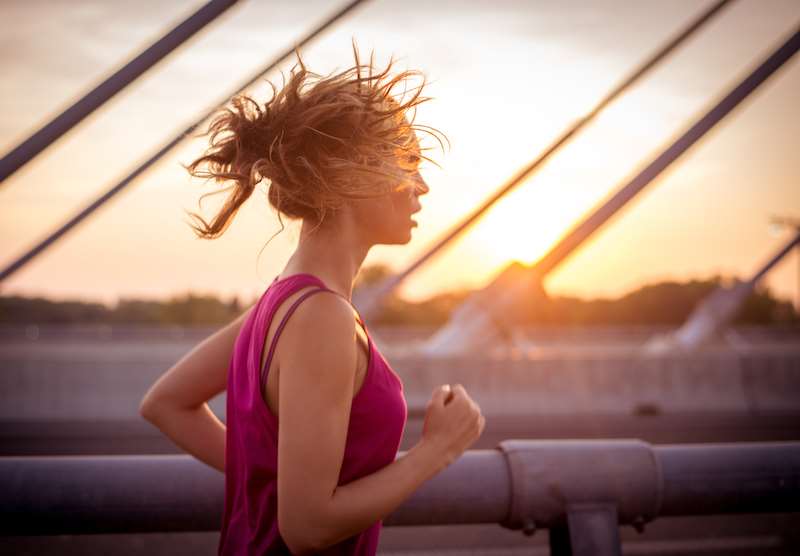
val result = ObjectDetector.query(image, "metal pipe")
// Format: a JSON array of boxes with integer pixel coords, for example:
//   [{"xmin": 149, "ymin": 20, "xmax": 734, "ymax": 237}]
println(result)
[
  {"xmin": 0, "ymin": 0, "xmax": 242, "ymax": 184},
  {"xmin": 0, "ymin": 0, "xmax": 370, "ymax": 285},
  {"xmin": 384, "ymin": 448, "xmax": 512, "ymax": 526},
  {"xmin": 658, "ymin": 442, "xmax": 800, "ymax": 515},
  {"xmin": 496, "ymin": 439, "xmax": 662, "ymax": 530},
  {"xmin": 2, "ymin": 440, "xmax": 799, "ymax": 536},
  {"xmin": 0, "ymin": 454, "xmax": 223, "ymax": 535}
]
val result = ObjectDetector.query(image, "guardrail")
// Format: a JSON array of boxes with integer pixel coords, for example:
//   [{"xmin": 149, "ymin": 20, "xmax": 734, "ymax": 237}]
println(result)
[{"xmin": 2, "ymin": 440, "xmax": 799, "ymax": 555}]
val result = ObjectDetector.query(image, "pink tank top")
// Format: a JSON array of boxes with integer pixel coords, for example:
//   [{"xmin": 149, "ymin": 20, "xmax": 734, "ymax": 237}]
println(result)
[{"xmin": 218, "ymin": 273, "xmax": 408, "ymax": 555}]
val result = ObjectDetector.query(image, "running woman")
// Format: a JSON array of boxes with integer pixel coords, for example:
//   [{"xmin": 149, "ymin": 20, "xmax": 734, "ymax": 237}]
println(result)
[{"xmin": 140, "ymin": 41, "xmax": 485, "ymax": 555}]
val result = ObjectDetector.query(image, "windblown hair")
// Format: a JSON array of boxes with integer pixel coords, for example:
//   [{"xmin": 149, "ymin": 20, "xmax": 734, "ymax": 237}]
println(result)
[{"xmin": 182, "ymin": 40, "xmax": 448, "ymax": 239}]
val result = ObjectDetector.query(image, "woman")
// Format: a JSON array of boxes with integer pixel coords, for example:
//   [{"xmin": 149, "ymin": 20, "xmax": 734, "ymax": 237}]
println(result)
[{"xmin": 139, "ymin": 43, "xmax": 485, "ymax": 555}]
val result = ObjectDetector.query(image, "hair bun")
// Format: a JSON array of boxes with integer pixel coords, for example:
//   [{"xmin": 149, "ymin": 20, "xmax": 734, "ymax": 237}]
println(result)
[{"xmin": 182, "ymin": 40, "xmax": 448, "ymax": 241}]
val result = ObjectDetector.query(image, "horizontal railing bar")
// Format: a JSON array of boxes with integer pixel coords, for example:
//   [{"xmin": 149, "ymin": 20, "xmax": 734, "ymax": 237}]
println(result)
[
  {"xmin": 1, "ymin": 440, "xmax": 798, "ymax": 536},
  {"xmin": 658, "ymin": 442, "xmax": 800, "ymax": 516}
]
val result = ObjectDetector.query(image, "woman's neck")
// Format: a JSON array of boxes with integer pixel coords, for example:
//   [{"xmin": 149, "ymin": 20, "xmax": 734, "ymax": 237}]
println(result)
[{"xmin": 284, "ymin": 216, "xmax": 370, "ymax": 301}]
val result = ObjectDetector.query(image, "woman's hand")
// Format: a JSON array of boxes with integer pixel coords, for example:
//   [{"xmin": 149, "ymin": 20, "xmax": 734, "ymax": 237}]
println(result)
[{"xmin": 420, "ymin": 383, "xmax": 485, "ymax": 467}]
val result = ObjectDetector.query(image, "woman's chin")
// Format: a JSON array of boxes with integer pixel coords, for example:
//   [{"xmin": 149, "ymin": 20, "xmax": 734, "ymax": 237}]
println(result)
[{"xmin": 386, "ymin": 230, "xmax": 413, "ymax": 245}]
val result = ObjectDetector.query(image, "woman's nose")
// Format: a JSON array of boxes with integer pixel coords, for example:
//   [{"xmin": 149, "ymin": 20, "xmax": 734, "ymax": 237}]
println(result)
[
  {"xmin": 410, "ymin": 181, "xmax": 427, "ymax": 213},
  {"xmin": 413, "ymin": 174, "xmax": 429, "ymax": 196}
]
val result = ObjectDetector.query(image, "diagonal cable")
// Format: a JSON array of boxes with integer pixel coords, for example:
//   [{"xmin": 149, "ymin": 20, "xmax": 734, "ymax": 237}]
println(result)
[
  {"xmin": 423, "ymin": 25, "xmax": 800, "ymax": 355},
  {"xmin": 359, "ymin": 0, "xmax": 735, "ymax": 319},
  {"xmin": 0, "ymin": 0, "xmax": 242, "ymax": 184},
  {"xmin": 0, "ymin": 0, "xmax": 370, "ymax": 284},
  {"xmin": 530, "ymin": 25, "xmax": 800, "ymax": 279}
]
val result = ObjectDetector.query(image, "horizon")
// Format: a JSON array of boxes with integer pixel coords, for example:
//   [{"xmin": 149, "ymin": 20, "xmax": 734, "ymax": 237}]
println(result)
[
  {"xmin": 1, "ymin": 0, "xmax": 798, "ymax": 309},
  {"xmin": 2, "ymin": 270, "xmax": 790, "ymax": 309}
]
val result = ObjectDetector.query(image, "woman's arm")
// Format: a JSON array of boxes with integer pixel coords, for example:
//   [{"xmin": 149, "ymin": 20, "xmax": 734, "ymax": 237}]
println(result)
[
  {"xmin": 275, "ymin": 293, "xmax": 480, "ymax": 554},
  {"xmin": 139, "ymin": 305, "xmax": 254, "ymax": 473}
]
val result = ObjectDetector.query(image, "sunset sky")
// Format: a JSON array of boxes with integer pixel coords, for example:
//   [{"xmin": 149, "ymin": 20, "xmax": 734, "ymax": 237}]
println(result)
[{"xmin": 1, "ymin": 0, "xmax": 798, "ymax": 309}]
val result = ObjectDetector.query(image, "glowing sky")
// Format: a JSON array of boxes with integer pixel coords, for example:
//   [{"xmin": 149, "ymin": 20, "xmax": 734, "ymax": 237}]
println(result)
[{"xmin": 1, "ymin": 0, "xmax": 798, "ymax": 308}]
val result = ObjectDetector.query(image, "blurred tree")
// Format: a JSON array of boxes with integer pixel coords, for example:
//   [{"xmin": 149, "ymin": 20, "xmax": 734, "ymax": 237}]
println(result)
[
  {"xmin": 228, "ymin": 295, "xmax": 241, "ymax": 315},
  {"xmin": 0, "ymin": 296, "xmax": 108, "ymax": 323},
  {"xmin": 354, "ymin": 263, "xmax": 393, "ymax": 288},
  {"xmin": 734, "ymin": 282, "xmax": 798, "ymax": 324},
  {"xmin": 112, "ymin": 299, "xmax": 163, "ymax": 323},
  {"xmin": 1, "ymin": 274, "xmax": 797, "ymax": 326},
  {"xmin": 160, "ymin": 293, "xmax": 235, "ymax": 325}
]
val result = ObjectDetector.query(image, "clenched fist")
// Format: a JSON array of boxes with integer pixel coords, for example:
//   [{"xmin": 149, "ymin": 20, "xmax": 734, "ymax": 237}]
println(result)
[{"xmin": 421, "ymin": 383, "xmax": 485, "ymax": 466}]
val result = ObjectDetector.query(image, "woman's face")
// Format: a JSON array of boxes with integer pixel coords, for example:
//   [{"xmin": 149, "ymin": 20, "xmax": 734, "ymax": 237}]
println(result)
[
  {"xmin": 388, "ymin": 161, "xmax": 429, "ymax": 243},
  {"xmin": 349, "ymin": 152, "xmax": 430, "ymax": 246}
]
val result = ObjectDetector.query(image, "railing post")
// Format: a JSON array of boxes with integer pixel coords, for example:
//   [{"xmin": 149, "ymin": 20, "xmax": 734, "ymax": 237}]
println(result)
[
  {"xmin": 498, "ymin": 439, "xmax": 661, "ymax": 539},
  {"xmin": 567, "ymin": 503, "xmax": 622, "ymax": 555},
  {"xmin": 548, "ymin": 503, "xmax": 622, "ymax": 556},
  {"xmin": 548, "ymin": 520, "xmax": 571, "ymax": 555}
]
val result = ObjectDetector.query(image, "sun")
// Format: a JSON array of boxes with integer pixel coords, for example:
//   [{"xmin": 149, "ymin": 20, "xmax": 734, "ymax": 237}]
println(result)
[{"xmin": 470, "ymin": 175, "xmax": 583, "ymax": 269}]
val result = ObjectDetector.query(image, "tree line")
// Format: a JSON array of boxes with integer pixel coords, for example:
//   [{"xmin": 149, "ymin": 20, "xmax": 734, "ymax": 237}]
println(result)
[{"xmin": 0, "ymin": 266, "xmax": 796, "ymax": 326}]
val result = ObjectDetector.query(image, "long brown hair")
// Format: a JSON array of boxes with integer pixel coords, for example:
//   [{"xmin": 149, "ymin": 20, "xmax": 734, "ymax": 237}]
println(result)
[{"xmin": 182, "ymin": 39, "xmax": 448, "ymax": 240}]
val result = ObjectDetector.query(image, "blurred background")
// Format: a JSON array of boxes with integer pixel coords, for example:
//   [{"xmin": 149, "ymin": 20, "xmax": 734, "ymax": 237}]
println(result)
[
  {"xmin": 1, "ymin": 0, "xmax": 799, "ymax": 554},
  {"xmin": 1, "ymin": 0, "xmax": 798, "ymax": 309}
]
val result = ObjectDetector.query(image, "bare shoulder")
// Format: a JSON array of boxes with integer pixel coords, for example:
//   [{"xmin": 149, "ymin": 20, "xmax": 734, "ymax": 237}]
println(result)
[
  {"xmin": 284, "ymin": 289, "xmax": 356, "ymax": 335},
  {"xmin": 276, "ymin": 290, "xmax": 358, "ymax": 373}
]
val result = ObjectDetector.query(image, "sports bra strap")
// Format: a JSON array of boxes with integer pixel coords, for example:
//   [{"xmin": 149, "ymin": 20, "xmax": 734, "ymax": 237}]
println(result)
[{"xmin": 259, "ymin": 286, "xmax": 368, "ymax": 390}]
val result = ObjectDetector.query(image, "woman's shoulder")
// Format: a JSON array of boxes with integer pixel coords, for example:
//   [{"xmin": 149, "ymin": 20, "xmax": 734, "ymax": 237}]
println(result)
[
  {"xmin": 272, "ymin": 289, "xmax": 364, "ymax": 412},
  {"xmin": 275, "ymin": 288, "xmax": 359, "ymax": 360}
]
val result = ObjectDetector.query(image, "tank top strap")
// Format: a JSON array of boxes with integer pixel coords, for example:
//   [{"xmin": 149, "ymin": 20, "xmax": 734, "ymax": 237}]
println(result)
[
  {"xmin": 269, "ymin": 274, "xmax": 367, "ymax": 327},
  {"xmin": 260, "ymin": 286, "xmax": 327, "ymax": 390},
  {"xmin": 259, "ymin": 283, "xmax": 368, "ymax": 391},
  {"xmin": 323, "ymin": 288, "xmax": 367, "ymax": 329}
]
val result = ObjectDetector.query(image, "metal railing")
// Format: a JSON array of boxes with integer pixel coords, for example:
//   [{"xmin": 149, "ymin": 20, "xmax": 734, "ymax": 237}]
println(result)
[{"xmin": 3, "ymin": 439, "xmax": 799, "ymax": 555}]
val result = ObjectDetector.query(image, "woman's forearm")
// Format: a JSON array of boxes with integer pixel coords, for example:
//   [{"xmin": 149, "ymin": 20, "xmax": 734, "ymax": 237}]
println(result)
[
  {"xmin": 142, "ymin": 402, "xmax": 226, "ymax": 473},
  {"xmin": 320, "ymin": 440, "xmax": 449, "ymax": 547}
]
